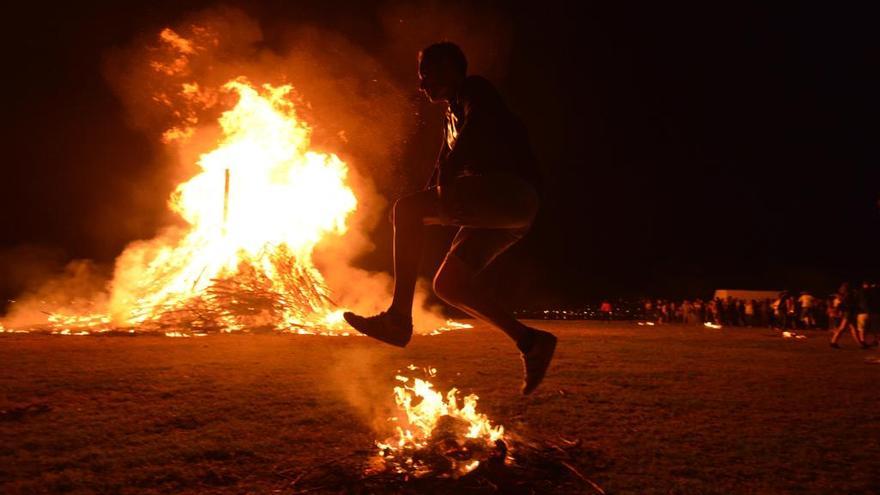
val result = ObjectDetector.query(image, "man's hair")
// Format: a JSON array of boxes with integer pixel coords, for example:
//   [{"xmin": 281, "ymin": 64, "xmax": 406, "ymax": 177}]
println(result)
[{"xmin": 419, "ymin": 42, "xmax": 467, "ymax": 75}]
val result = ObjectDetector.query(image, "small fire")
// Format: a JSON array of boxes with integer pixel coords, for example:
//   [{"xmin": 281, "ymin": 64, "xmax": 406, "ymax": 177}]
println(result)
[
  {"xmin": 375, "ymin": 365, "xmax": 506, "ymax": 477},
  {"xmin": 429, "ymin": 319, "xmax": 475, "ymax": 336}
]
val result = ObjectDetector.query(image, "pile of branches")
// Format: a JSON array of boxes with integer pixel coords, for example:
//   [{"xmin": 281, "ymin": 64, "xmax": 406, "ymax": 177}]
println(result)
[
  {"xmin": 128, "ymin": 247, "xmax": 336, "ymax": 333},
  {"xmin": 277, "ymin": 434, "xmax": 608, "ymax": 495}
]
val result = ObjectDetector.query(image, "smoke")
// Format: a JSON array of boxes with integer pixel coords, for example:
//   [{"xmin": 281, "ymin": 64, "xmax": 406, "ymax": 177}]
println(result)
[
  {"xmin": 320, "ymin": 346, "xmax": 398, "ymax": 433},
  {"xmin": 378, "ymin": 0, "xmax": 514, "ymax": 82},
  {"xmin": 0, "ymin": 245, "xmax": 108, "ymax": 328}
]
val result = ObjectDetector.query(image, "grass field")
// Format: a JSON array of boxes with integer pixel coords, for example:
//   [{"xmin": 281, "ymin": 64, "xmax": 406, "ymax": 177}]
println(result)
[{"xmin": 2, "ymin": 322, "xmax": 879, "ymax": 494}]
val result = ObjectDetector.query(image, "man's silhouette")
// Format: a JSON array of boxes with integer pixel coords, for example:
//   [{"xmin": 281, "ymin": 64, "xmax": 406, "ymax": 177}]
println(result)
[{"xmin": 343, "ymin": 42, "xmax": 556, "ymax": 394}]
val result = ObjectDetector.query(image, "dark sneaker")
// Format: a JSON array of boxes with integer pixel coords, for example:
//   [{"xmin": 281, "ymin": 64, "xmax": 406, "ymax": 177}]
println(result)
[
  {"xmin": 521, "ymin": 329, "xmax": 557, "ymax": 395},
  {"xmin": 830, "ymin": 342, "xmax": 841, "ymax": 349},
  {"xmin": 343, "ymin": 311, "xmax": 413, "ymax": 348}
]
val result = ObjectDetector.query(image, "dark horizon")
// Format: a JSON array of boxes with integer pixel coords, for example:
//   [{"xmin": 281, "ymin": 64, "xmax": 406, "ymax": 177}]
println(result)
[{"xmin": 1, "ymin": 1, "xmax": 877, "ymax": 310}]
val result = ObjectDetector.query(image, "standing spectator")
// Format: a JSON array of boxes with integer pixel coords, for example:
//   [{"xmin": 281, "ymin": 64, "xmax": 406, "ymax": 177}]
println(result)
[
  {"xmin": 682, "ymin": 300, "xmax": 694, "ymax": 325},
  {"xmin": 659, "ymin": 300, "xmax": 670, "ymax": 324},
  {"xmin": 855, "ymin": 281, "xmax": 878, "ymax": 348},
  {"xmin": 830, "ymin": 283, "xmax": 863, "ymax": 348},
  {"xmin": 798, "ymin": 291, "xmax": 816, "ymax": 328},
  {"xmin": 783, "ymin": 295, "xmax": 798, "ymax": 330},
  {"xmin": 599, "ymin": 300, "xmax": 613, "ymax": 322},
  {"xmin": 744, "ymin": 299, "xmax": 755, "ymax": 327},
  {"xmin": 695, "ymin": 299, "xmax": 705, "ymax": 324},
  {"xmin": 771, "ymin": 296, "xmax": 782, "ymax": 329},
  {"xmin": 827, "ymin": 293, "xmax": 842, "ymax": 331},
  {"xmin": 708, "ymin": 299, "xmax": 720, "ymax": 325}
]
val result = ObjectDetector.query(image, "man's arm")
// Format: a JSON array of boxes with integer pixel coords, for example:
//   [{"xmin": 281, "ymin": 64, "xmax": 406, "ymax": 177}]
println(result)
[
  {"xmin": 425, "ymin": 136, "xmax": 449, "ymax": 190},
  {"xmin": 437, "ymin": 83, "xmax": 505, "ymax": 192}
]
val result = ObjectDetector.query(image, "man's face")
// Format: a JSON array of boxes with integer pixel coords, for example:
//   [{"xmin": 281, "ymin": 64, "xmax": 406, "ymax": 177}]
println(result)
[{"xmin": 418, "ymin": 57, "xmax": 462, "ymax": 103}]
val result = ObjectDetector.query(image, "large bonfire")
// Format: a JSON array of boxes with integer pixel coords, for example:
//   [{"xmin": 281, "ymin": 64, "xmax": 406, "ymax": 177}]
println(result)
[
  {"xmin": 11, "ymin": 25, "xmax": 366, "ymax": 335},
  {"xmin": 50, "ymin": 79, "xmax": 356, "ymax": 334}
]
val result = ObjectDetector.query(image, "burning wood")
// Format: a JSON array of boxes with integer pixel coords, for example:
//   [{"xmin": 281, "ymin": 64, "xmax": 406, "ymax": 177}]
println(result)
[
  {"xmin": 41, "ymin": 79, "xmax": 357, "ymax": 334},
  {"xmin": 279, "ymin": 365, "xmax": 607, "ymax": 493},
  {"xmin": 372, "ymin": 365, "xmax": 506, "ymax": 479}
]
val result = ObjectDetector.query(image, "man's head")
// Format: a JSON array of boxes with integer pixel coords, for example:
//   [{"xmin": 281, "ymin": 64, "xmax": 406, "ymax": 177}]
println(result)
[{"xmin": 418, "ymin": 42, "xmax": 467, "ymax": 103}]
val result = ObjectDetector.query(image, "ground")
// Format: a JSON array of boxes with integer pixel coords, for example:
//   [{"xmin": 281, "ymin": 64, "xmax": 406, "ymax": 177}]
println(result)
[{"xmin": 1, "ymin": 321, "xmax": 879, "ymax": 494}]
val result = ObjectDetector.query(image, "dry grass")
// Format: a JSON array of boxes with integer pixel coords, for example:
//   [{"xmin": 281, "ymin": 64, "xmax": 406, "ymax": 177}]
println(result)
[{"xmin": 1, "ymin": 321, "xmax": 879, "ymax": 493}]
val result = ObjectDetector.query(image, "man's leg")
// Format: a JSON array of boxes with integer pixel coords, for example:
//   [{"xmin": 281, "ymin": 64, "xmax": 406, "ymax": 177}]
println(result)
[
  {"xmin": 343, "ymin": 189, "xmax": 442, "ymax": 346},
  {"xmin": 387, "ymin": 190, "xmax": 443, "ymax": 319},
  {"xmin": 432, "ymin": 254, "xmax": 530, "ymax": 345},
  {"xmin": 830, "ymin": 317, "xmax": 847, "ymax": 346},
  {"xmin": 856, "ymin": 313, "xmax": 869, "ymax": 347},
  {"xmin": 848, "ymin": 322, "xmax": 863, "ymax": 345},
  {"xmin": 431, "ymin": 221, "xmax": 556, "ymax": 394}
]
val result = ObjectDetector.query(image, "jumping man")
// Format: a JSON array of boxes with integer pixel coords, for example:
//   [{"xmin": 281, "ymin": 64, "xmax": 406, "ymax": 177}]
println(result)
[{"xmin": 343, "ymin": 42, "xmax": 557, "ymax": 394}]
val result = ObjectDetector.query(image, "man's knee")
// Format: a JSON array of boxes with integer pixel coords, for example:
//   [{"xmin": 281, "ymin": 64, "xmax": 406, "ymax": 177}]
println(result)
[
  {"xmin": 393, "ymin": 191, "xmax": 435, "ymax": 226},
  {"xmin": 433, "ymin": 262, "xmax": 468, "ymax": 305},
  {"xmin": 433, "ymin": 255, "xmax": 479, "ymax": 305}
]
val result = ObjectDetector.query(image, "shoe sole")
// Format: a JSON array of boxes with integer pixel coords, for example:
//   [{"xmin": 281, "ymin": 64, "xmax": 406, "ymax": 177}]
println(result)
[
  {"xmin": 523, "ymin": 334, "xmax": 557, "ymax": 395},
  {"xmin": 343, "ymin": 312, "xmax": 411, "ymax": 348}
]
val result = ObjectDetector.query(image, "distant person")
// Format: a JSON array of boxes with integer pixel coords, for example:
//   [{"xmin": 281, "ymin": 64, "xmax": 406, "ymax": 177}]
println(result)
[
  {"xmin": 599, "ymin": 300, "xmax": 613, "ymax": 322},
  {"xmin": 682, "ymin": 300, "xmax": 694, "ymax": 325},
  {"xmin": 855, "ymin": 281, "xmax": 879, "ymax": 348},
  {"xmin": 343, "ymin": 42, "xmax": 555, "ymax": 394},
  {"xmin": 770, "ymin": 296, "xmax": 782, "ymax": 328},
  {"xmin": 694, "ymin": 299, "xmax": 705, "ymax": 323},
  {"xmin": 659, "ymin": 300, "xmax": 669, "ymax": 324},
  {"xmin": 744, "ymin": 299, "xmax": 755, "ymax": 327},
  {"xmin": 827, "ymin": 293, "xmax": 842, "ymax": 331},
  {"xmin": 830, "ymin": 283, "xmax": 863, "ymax": 348},
  {"xmin": 736, "ymin": 299, "xmax": 746, "ymax": 326},
  {"xmin": 798, "ymin": 291, "xmax": 816, "ymax": 328},
  {"xmin": 783, "ymin": 295, "xmax": 798, "ymax": 330}
]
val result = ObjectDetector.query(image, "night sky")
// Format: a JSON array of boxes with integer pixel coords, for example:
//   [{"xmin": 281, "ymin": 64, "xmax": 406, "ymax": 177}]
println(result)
[{"xmin": 1, "ymin": 1, "xmax": 876, "ymax": 309}]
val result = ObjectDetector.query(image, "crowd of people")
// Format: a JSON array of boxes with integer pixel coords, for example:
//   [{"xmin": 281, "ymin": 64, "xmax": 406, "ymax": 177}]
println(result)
[{"xmin": 597, "ymin": 282, "xmax": 880, "ymax": 348}]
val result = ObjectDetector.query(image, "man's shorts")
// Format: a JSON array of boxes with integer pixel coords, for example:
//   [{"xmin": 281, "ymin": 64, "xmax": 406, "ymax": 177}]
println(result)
[{"xmin": 438, "ymin": 173, "xmax": 539, "ymax": 273}]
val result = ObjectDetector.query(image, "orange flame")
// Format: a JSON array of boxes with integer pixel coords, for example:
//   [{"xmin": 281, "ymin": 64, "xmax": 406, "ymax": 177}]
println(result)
[
  {"xmin": 376, "ymin": 365, "xmax": 505, "ymax": 476},
  {"xmin": 48, "ymin": 78, "xmax": 357, "ymax": 333}
]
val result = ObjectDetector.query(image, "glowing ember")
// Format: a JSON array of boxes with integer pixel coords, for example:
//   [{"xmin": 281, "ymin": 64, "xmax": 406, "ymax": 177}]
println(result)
[
  {"xmin": 375, "ymin": 365, "xmax": 506, "ymax": 477},
  {"xmin": 429, "ymin": 319, "xmax": 475, "ymax": 336},
  {"xmin": 0, "ymin": 323, "xmax": 28, "ymax": 334}
]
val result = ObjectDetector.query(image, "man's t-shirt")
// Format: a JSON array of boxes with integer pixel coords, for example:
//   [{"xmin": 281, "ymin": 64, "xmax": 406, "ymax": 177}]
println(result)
[
  {"xmin": 427, "ymin": 76, "xmax": 541, "ymax": 192},
  {"xmin": 798, "ymin": 294, "xmax": 814, "ymax": 308}
]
